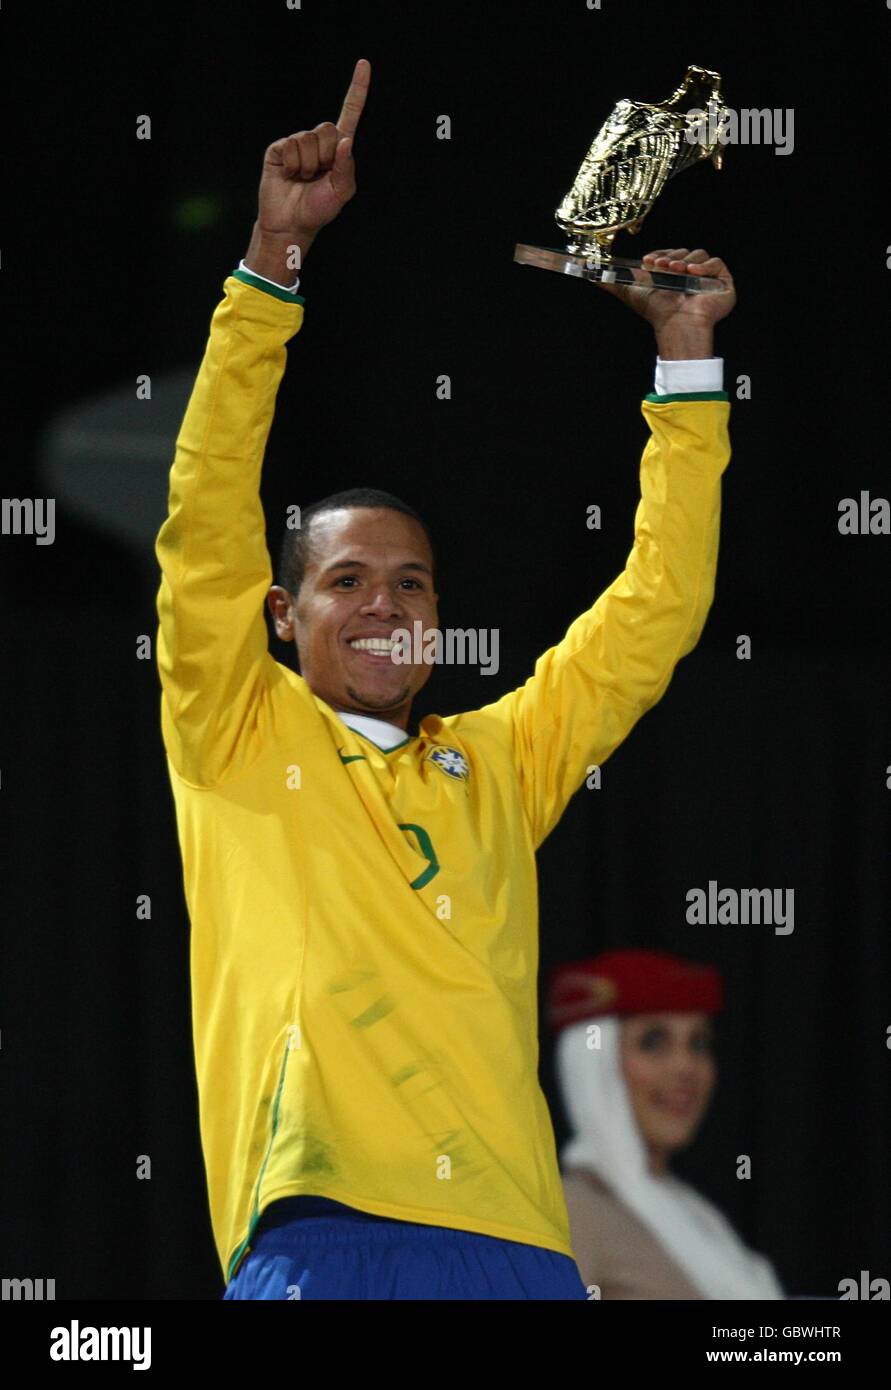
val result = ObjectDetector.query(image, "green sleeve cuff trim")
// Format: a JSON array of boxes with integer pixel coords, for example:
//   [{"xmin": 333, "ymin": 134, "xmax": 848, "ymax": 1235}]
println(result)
[
  {"xmin": 644, "ymin": 391, "xmax": 728, "ymax": 404},
  {"xmin": 232, "ymin": 267, "xmax": 305, "ymax": 305}
]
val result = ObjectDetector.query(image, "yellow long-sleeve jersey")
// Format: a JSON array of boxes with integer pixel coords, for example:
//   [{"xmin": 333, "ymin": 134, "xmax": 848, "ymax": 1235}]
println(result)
[{"xmin": 155, "ymin": 273, "xmax": 731, "ymax": 1281}]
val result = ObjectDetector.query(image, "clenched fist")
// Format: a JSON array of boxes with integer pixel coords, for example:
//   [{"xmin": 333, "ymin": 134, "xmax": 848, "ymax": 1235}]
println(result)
[{"xmin": 244, "ymin": 58, "xmax": 371, "ymax": 284}]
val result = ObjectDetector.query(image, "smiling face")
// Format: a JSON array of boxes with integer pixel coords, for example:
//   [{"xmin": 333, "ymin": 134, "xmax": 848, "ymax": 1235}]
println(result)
[
  {"xmin": 620, "ymin": 1013, "xmax": 717, "ymax": 1176},
  {"xmin": 267, "ymin": 506, "xmax": 439, "ymax": 730}
]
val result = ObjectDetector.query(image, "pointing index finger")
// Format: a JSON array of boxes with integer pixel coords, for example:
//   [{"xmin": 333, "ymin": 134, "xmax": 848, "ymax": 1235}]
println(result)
[{"xmin": 337, "ymin": 58, "xmax": 371, "ymax": 138}]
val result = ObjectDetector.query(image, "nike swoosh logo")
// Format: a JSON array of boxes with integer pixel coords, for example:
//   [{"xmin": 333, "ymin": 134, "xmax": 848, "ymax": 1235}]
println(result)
[{"xmin": 338, "ymin": 748, "xmax": 367, "ymax": 764}]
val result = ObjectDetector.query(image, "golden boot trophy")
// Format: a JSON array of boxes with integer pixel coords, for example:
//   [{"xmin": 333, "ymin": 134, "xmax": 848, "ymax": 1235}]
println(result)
[{"xmin": 515, "ymin": 65, "xmax": 731, "ymax": 294}]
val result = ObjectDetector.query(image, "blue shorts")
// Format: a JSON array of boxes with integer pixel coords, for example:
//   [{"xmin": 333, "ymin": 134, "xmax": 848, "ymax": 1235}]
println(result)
[{"xmin": 223, "ymin": 1196, "xmax": 589, "ymax": 1300}]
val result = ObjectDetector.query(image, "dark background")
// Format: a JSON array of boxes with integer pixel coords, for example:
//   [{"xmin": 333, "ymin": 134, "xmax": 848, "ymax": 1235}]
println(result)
[{"xmin": 2, "ymin": 0, "xmax": 889, "ymax": 1300}]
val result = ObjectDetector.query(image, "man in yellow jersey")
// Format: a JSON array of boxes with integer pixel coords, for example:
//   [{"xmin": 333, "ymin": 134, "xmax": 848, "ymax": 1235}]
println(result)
[{"xmin": 155, "ymin": 58, "xmax": 737, "ymax": 1299}]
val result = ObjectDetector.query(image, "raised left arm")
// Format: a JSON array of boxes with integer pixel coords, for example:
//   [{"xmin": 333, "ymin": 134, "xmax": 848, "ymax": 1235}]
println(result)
[{"xmin": 469, "ymin": 250, "xmax": 736, "ymax": 848}]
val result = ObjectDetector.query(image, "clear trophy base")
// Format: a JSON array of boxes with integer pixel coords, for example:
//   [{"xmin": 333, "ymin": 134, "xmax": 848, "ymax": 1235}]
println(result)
[{"xmin": 514, "ymin": 243, "xmax": 730, "ymax": 294}]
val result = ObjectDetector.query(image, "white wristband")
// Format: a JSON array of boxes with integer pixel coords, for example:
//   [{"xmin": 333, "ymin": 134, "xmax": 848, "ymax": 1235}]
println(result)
[
  {"xmin": 238, "ymin": 258, "xmax": 301, "ymax": 294},
  {"xmin": 654, "ymin": 356, "xmax": 723, "ymax": 395}
]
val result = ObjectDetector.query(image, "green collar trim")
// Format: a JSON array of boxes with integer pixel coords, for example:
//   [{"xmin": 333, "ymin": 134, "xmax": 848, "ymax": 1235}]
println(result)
[
  {"xmin": 351, "ymin": 729, "xmax": 413, "ymax": 755},
  {"xmin": 232, "ymin": 267, "xmax": 305, "ymax": 305}
]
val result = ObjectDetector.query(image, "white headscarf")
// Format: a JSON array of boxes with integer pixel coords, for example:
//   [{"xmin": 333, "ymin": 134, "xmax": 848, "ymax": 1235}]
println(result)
[{"xmin": 557, "ymin": 1017, "xmax": 784, "ymax": 1300}]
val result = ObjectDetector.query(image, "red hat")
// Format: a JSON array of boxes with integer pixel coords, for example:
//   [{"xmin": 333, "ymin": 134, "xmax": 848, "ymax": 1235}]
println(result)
[{"xmin": 547, "ymin": 949, "xmax": 723, "ymax": 1033}]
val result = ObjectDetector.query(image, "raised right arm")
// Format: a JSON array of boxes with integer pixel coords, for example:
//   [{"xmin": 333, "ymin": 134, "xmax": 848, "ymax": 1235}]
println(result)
[{"xmin": 154, "ymin": 60, "xmax": 371, "ymax": 787}]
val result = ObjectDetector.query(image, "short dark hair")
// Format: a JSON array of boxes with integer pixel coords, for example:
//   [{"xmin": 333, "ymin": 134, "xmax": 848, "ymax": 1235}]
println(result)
[{"xmin": 278, "ymin": 487, "xmax": 436, "ymax": 596}]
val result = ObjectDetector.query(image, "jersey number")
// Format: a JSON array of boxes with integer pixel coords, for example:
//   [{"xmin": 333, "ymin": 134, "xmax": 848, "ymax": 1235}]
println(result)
[{"xmin": 397, "ymin": 822, "xmax": 440, "ymax": 889}]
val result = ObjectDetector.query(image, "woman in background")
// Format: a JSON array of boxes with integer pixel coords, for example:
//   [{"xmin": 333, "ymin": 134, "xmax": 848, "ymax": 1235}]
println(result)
[{"xmin": 549, "ymin": 949, "xmax": 784, "ymax": 1300}]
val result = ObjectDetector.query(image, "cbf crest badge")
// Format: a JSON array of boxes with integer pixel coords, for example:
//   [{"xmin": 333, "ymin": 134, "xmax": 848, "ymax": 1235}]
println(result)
[{"xmin": 427, "ymin": 746, "xmax": 470, "ymax": 783}]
